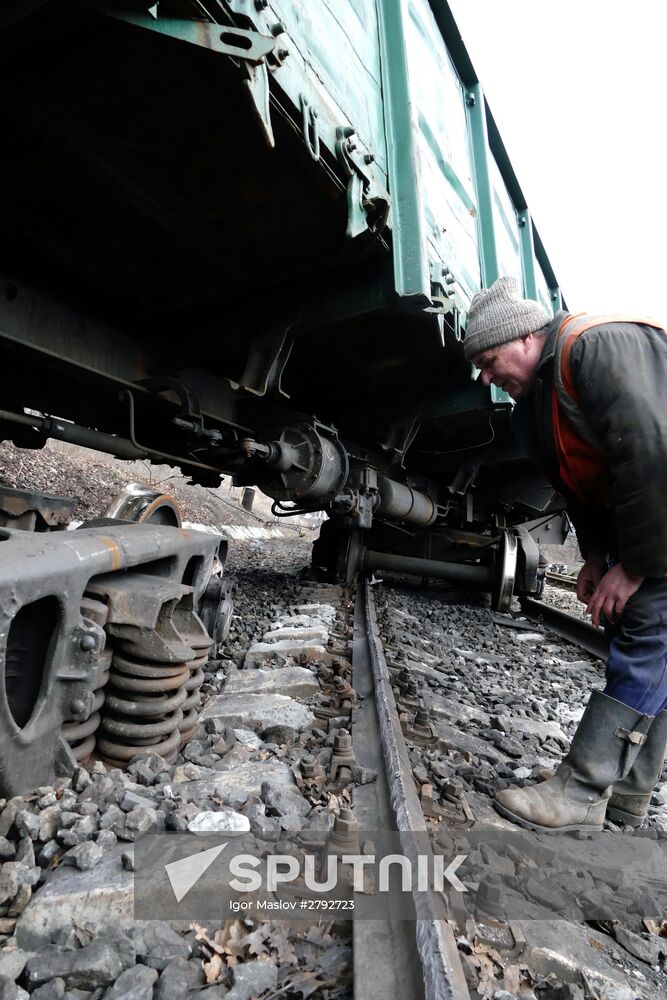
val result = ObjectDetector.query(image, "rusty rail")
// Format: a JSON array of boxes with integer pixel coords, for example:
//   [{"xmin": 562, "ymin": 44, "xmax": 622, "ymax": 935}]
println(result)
[
  {"xmin": 545, "ymin": 571, "xmax": 578, "ymax": 591},
  {"xmin": 520, "ymin": 597, "xmax": 609, "ymax": 660},
  {"xmin": 352, "ymin": 580, "xmax": 470, "ymax": 1000}
]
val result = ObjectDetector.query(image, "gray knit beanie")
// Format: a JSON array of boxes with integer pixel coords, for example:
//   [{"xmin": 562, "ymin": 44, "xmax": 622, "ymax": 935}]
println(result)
[{"xmin": 463, "ymin": 276, "xmax": 550, "ymax": 361}]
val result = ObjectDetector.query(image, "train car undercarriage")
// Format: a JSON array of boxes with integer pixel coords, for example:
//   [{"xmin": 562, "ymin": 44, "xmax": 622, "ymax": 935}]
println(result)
[{"xmin": 0, "ymin": 0, "xmax": 569, "ymax": 796}]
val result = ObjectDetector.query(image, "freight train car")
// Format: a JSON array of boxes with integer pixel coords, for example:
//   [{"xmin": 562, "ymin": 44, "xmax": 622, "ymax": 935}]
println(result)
[{"xmin": 0, "ymin": 0, "xmax": 568, "ymax": 788}]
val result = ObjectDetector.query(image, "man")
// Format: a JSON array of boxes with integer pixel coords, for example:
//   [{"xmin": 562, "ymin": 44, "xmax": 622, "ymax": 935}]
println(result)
[{"xmin": 463, "ymin": 275, "xmax": 667, "ymax": 834}]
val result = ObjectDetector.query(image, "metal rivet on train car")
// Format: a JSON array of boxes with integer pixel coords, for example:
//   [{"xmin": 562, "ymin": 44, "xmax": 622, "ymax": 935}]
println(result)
[
  {"xmin": 270, "ymin": 22, "xmax": 285, "ymax": 36},
  {"xmin": 79, "ymin": 634, "xmax": 97, "ymax": 652}
]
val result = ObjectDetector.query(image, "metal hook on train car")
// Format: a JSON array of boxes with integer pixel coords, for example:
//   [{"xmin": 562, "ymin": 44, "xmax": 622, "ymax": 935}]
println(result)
[{"xmin": 300, "ymin": 95, "xmax": 320, "ymax": 162}]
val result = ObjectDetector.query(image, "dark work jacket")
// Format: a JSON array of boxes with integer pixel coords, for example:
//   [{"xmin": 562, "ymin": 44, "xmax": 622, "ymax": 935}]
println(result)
[{"xmin": 512, "ymin": 311, "xmax": 667, "ymax": 578}]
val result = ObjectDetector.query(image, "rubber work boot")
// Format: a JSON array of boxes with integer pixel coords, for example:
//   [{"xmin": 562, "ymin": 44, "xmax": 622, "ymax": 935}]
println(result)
[
  {"xmin": 494, "ymin": 691, "xmax": 653, "ymax": 834},
  {"xmin": 607, "ymin": 709, "xmax": 667, "ymax": 827}
]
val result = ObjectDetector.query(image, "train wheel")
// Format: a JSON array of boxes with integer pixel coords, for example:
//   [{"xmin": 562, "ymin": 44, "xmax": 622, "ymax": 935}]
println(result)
[
  {"xmin": 104, "ymin": 483, "xmax": 183, "ymax": 526},
  {"xmin": 491, "ymin": 529, "xmax": 517, "ymax": 612}
]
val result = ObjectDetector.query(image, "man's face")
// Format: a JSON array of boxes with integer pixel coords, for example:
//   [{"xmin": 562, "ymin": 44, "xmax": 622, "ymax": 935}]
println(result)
[{"xmin": 472, "ymin": 334, "xmax": 542, "ymax": 400}]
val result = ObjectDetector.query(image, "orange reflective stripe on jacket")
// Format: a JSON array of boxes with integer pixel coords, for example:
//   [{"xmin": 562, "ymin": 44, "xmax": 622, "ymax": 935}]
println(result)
[{"xmin": 552, "ymin": 313, "xmax": 664, "ymax": 505}]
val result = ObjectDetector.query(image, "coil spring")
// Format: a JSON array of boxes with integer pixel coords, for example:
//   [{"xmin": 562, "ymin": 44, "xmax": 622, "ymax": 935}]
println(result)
[
  {"xmin": 176, "ymin": 627, "xmax": 212, "ymax": 746},
  {"xmin": 96, "ymin": 651, "xmax": 190, "ymax": 767},
  {"xmin": 179, "ymin": 650, "xmax": 208, "ymax": 745}
]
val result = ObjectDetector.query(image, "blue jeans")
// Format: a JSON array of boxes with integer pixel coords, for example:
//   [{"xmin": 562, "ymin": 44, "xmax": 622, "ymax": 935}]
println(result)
[{"xmin": 604, "ymin": 577, "xmax": 667, "ymax": 715}]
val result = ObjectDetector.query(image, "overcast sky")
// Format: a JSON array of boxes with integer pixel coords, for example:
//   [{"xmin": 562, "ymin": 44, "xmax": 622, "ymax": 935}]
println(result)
[{"xmin": 447, "ymin": 0, "xmax": 667, "ymax": 321}]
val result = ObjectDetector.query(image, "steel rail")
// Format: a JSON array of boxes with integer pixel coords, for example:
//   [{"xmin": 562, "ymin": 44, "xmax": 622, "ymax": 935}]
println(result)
[
  {"xmin": 352, "ymin": 585, "xmax": 426, "ymax": 1000},
  {"xmin": 357, "ymin": 580, "xmax": 470, "ymax": 1000},
  {"xmin": 520, "ymin": 597, "xmax": 609, "ymax": 660},
  {"xmin": 545, "ymin": 571, "xmax": 578, "ymax": 591}
]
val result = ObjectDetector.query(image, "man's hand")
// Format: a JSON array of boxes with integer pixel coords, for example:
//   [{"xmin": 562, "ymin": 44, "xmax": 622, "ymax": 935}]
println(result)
[
  {"xmin": 586, "ymin": 563, "xmax": 644, "ymax": 627},
  {"xmin": 576, "ymin": 553, "xmax": 606, "ymax": 604}
]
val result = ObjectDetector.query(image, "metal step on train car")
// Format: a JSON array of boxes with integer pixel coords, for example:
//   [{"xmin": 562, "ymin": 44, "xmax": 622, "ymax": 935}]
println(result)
[{"xmin": 0, "ymin": 0, "xmax": 568, "ymax": 790}]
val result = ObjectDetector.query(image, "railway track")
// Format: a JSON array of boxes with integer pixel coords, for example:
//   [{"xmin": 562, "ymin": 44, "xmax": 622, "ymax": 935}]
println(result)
[
  {"xmin": 351, "ymin": 580, "xmax": 468, "ymax": 1000},
  {"xmin": 520, "ymin": 596, "xmax": 609, "ymax": 660},
  {"xmin": 2, "ymin": 546, "xmax": 665, "ymax": 999},
  {"xmin": 545, "ymin": 571, "xmax": 578, "ymax": 591},
  {"xmin": 341, "ymin": 576, "xmax": 666, "ymax": 999}
]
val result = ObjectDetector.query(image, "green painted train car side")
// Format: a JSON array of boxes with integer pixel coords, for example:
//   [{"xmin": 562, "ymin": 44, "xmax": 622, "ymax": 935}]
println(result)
[{"xmin": 0, "ymin": 0, "xmax": 568, "ymax": 597}]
